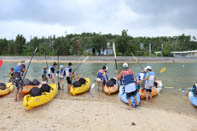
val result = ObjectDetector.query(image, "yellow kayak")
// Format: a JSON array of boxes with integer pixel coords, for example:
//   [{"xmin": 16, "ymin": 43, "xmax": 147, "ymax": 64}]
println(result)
[
  {"xmin": 70, "ymin": 78, "xmax": 91, "ymax": 96},
  {"xmin": 23, "ymin": 83, "xmax": 57, "ymax": 110},
  {"xmin": 0, "ymin": 82, "xmax": 14, "ymax": 96}
]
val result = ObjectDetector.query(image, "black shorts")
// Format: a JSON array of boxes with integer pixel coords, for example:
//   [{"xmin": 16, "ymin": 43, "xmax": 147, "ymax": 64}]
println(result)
[
  {"xmin": 145, "ymin": 88, "xmax": 152, "ymax": 92},
  {"xmin": 66, "ymin": 77, "xmax": 72, "ymax": 84},
  {"xmin": 126, "ymin": 90, "xmax": 137, "ymax": 98},
  {"xmin": 13, "ymin": 78, "xmax": 23, "ymax": 89}
]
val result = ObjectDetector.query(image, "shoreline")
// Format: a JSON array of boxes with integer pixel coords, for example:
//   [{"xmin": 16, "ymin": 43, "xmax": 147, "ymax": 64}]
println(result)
[{"xmin": 1, "ymin": 56, "xmax": 197, "ymax": 63}]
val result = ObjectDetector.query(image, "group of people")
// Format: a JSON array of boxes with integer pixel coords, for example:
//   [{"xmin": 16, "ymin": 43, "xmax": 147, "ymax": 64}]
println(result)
[
  {"xmin": 41, "ymin": 62, "xmax": 74, "ymax": 92},
  {"xmin": 8, "ymin": 59, "xmax": 156, "ymax": 108},
  {"xmin": 96, "ymin": 63, "xmax": 156, "ymax": 109},
  {"xmin": 8, "ymin": 60, "xmax": 75, "ymax": 101}
]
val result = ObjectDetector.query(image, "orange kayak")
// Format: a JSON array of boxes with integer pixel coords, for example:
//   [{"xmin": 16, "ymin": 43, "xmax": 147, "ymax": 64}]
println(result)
[
  {"xmin": 22, "ymin": 85, "xmax": 40, "ymax": 96},
  {"xmin": 139, "ymin": 80, "xmax": 163, "ymax": 100},
  {"xmin": 104, "ymin": 84, "xmax": 119, "ymax": 95}
]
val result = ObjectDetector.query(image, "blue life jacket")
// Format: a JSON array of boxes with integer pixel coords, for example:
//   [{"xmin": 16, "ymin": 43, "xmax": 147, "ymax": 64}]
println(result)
[
  {"xmin": 97, "ymin": 69, "xmax": 104, "ymax": 79},
  {"xmin": 147, "ymin": 72, "xmax": 155, "ymax": 81},
  {"xmin": 42, "ymin": 69, "xmax": 47, "ymax": 76},
  {"xmin": 14, "ymin": 65, "xmax": 21, "ymax": 73},
  {"xmin": 136, "ymin": 72, "xmax": 146, "ymax": 82}
]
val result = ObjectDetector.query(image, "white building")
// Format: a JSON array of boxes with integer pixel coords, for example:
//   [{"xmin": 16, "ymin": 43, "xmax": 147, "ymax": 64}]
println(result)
[{"xmin": 171, "ymin": 50, "xmax": 197, "ymax": 57}]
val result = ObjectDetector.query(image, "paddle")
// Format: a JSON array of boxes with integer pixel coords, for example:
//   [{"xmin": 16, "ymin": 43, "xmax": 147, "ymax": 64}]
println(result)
[
  {"xmin": 113, "ymin": 42, "xmax": 117, "ymax": 70},
  {"xmin": 156, "ymin": 67, "xmax": 166, "ymax": 76},
  {"xmin": 131, "ymin": 52, "xmax": 144, "ymax": 71},
  {"xmin": 73, "ymin": 56, "xmax": 89, "ymax": 73},
  {"xmin": 44, "ymin": 51, "xmax": 49, "ymax": 69},
  {"xmin": 0, "ymin": 59, "xmax": 3, "ymax": 68},
  {"xmin": 22, "ymin": 47, "xmax": 38, "ymax": 81},
  {"xmin": 57, "ymin": 49, "xmax": 60, "ymax": 90}
]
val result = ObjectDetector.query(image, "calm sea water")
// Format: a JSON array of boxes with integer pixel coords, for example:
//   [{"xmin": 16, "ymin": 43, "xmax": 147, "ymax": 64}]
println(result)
[{"xmin": 0, "ymin": 62, "xmax": 197, "ymax": 116}]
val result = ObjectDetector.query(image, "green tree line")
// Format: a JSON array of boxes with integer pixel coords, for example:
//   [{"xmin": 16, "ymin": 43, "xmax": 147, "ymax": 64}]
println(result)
[{"xmin": 0, "ymin": 30, "xmax": 197, "ymax": 56}]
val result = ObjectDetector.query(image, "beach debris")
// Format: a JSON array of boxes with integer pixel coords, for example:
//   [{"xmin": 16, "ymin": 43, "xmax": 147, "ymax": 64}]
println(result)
[
  {"xmin": 7, "ymin": 116, "xmax": 11, "ymax": 119},
  {"xmin": 165, "ymin": 87, "xmax": 174, "ymax": 89},
  {"xmin": 131, "ymin": 122, "xmax": 136, "ymax": 126},
  {"xmin": 91, "ymin": 83, "xmax": 95, "ymax": 88}
]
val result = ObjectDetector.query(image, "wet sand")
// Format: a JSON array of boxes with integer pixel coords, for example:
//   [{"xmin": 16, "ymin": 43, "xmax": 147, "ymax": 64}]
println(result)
[{"xmin": 0, "ymin": 89, "xmax": 197, "ymax": 131}]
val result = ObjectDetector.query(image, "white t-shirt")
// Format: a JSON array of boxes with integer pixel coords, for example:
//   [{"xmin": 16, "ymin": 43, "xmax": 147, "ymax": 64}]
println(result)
[{"xmin": 125, "ymin": 83, "xmax": 136, "ymax": 93}]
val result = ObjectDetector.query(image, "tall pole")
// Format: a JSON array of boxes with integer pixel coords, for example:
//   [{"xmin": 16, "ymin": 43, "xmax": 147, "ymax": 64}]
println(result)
[
  {"xmin": 149, "ymin": 43, "xmax": 151, "ymax": 56},
  {"xmin": 161, "ymin": 44, "xmax": 164, "ymax": 57}
]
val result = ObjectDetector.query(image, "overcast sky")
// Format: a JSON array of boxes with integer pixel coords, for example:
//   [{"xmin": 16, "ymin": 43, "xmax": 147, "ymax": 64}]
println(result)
[{"xmin": 0, "ymin": 0, "xmax": 196, "ymax": 40}]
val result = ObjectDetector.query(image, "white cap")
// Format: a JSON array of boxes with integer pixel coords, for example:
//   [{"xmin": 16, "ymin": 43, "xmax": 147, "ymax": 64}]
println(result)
[
  {"xmin": 60, "ymin": 65, "xmax": 64, "ymax": 68},
  {"xmin": 106, "ymin": 66, "xmax": 108, "ymax": 71},
  {"xmin": 123, "ymin": 63, "xmax": 128, "ymax": 68},
  {"xmin": 145, "ymin": 66, "xmax": 152, "ymax": 70}
]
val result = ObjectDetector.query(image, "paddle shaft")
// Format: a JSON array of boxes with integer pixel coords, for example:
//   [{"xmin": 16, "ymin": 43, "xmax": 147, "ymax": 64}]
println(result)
[
  {"xmin": 57, "ymin": 49, "xmax": 60, "ymax": 88},
  {"xmin": 22, "ymin": 47, "xmax": 38, "ymax": 81},
  {"xmin": 44, "ymin": 51, "xmax": 49, "ymax": 69},
  {"xmin": 73, "ymin": 56, "xmax": 89, "ymax": 72}
]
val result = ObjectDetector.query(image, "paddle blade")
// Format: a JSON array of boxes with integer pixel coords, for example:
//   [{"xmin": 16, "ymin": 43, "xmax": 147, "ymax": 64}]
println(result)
[
  {"xmin": 0, "ymin": 59, "xmax": 3, "ymax": 67},
  {"xmin": 131, "ymin": 52, "xmax": 138, "ymax": 63},
  {"xmin": 113, "ymin": 42, "xmax": 116, "ymax": 58},
  {"xmin": 160, "ymin": 67, "xmax": 166, "ymax": 73}
]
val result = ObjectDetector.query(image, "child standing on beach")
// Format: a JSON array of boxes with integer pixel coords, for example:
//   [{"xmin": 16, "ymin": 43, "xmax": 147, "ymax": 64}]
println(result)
[
  {"xmin": 65, "ymin": 62, "xmax": 73, "ymax": 93},
  {"xmin": 8, "ymin": 68, "xmax": 14, "ymax": 82},
  {"xmin": 57, "ymin": 65, "xmax": 66, "ymax": 90},
  {"xmin": 141, "ymin": 66, "xmax": 156, "ymax": 103},
  {"xmin": 48, "ymin": 62, "xmax": 57, "ymax": 83},
  {"xmin": 41, "ymin": 66, "xmax": 48, "ymax": 84}
]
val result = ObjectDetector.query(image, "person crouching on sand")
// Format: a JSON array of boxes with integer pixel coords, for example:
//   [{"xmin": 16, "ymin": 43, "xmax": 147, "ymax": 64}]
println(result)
[
  {"xmin": 48, "ymin": 62, "xmax": 57, "ymax": 83},
  {"xmin": 116, "ymin": 63, "xmax": 139, "ymax": 110},
  {"xmin": 141, "ymin": 66, "xmax": 156, "ymax": 104},
  {"xmin": 96, "ymin": 66, "xmax": 108, "ymax": 91}
]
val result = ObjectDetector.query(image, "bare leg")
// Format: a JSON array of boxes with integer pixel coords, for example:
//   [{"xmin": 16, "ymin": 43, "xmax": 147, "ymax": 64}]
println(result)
[
  {"xmin": 134, "ymin": 96, "xmax": 139, "ymax": 105},
  {"xmin": 17, "ymin": 88, "xmax": 22, "ymax": 101},
  {"xmin": 14, "ymin": 88, "xmax": 18, "ymax": 101},
  {"xmin": 128, "ymin": 99, "xmax": 132, "ymax": 110},
  {"xmin": 145, "ymin": 90, "xmax": 149, "ymax": 103}
]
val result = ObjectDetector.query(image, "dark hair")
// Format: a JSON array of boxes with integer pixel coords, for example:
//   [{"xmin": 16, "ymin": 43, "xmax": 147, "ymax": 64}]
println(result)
[
  {"xmin": 10, "ymin": 68, "xmax": 14, "ymax": 70},
  {"xmin": 102, "ymin": 66, "xmax": 106, "ymax": 70},
  {"xmin": 53, "ymin": 62, "xmax": 57, "ymax": 66},
  {"xmin": 68, "ymin": 62, "xmax": 72, "ymax": 66}
]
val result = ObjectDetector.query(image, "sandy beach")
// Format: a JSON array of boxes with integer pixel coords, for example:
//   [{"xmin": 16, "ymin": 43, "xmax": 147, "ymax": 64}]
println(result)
[{"xmin": 0, "ymin": 91, "xmax": 197, "ymax": 131}]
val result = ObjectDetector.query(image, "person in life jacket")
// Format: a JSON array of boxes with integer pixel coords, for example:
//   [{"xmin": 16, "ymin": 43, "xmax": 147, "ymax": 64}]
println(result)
[
  {"xmin": 140, "ymin": 66, "xmax": 156, "ymax": 103},
  {"xmin": 136, "ymin": 68, "xmax": 147, "ymax": 90},
  {"xmin": 57, "ymin": 65, "xmax": 66, "ymax": 90},
  {"xmin": 186, "ymin": 82, "xmax": 197, "ymax": 97},
  {"xmin": 116, "ymin": 63, "xmax": 139, "ymax": 110},
  {"xmin": 12, "ymin": 60, "xmax": 27, "ymax": 101},
  {"xmin": 41, "ymin": 66, "xmax": 48, "ymax": 84},
  {"xmin": 65, "ymin": 62, "xmax": 73, "ymax": 93},
  {"xmin": 8, "ymin": 67, "xmax": 14, "ymax": 82},
  {"xmin": 48, "ymin": 62, "xmax": 57, "ymax": 83},
  {"xmin": 96, "ymin": 66, "xmax": 108, "ymax": 91}
]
